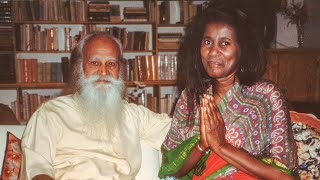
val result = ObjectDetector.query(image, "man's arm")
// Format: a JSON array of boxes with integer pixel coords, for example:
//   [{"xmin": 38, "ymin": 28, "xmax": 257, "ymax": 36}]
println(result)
[
  {"xmin": 20, "ymin": 104, "xmax": 60, "ymax": 179},
  {"xmin": 129, "ymin": 101, "xmax": 172, "ymax": 149}
]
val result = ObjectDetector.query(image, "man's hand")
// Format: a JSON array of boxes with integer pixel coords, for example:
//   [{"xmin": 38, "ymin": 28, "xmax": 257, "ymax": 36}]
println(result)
[{"xmin": 32, "ymin": 174, "xmax": 54, "ymax": 180}]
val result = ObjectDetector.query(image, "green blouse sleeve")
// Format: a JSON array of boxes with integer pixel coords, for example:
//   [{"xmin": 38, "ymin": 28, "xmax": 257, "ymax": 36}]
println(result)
[{"xmin": 159, "ymin": 135, "xmax": 199, "ymax": 179}]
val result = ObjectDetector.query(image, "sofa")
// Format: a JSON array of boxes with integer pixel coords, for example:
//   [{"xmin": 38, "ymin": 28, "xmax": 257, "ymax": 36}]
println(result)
[{"xmin": 1, "ymin": 111, "xmax": 320, "ymax": 180}]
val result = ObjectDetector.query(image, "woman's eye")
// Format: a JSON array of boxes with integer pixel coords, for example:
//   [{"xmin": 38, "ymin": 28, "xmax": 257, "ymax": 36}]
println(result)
[
  {"xmin": 221, "ymin": 41, "xmax": 230, "ymax": 46},
  {"xmin": 203, "ymin": 40, "xmax": 212, "ymax": 45}
]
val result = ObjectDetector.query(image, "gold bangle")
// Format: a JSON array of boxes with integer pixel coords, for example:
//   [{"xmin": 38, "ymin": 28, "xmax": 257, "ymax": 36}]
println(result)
[{"xmin": 196, "ymin": 142, "xmax": 206, "ymax": 154}]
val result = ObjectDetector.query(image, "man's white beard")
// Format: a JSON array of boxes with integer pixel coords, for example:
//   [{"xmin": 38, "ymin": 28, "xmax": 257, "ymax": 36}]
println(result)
[{"xmin": 77, "ymin": 74, "xmax": 125, "ymax": 140}]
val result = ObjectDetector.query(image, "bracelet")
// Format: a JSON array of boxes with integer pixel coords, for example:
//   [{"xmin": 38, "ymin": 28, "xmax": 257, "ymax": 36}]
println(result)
[
  {"xmin": 196, "ymin": 142, "xmax": 206, "ymax": 154},
  {"xmin": 197, "ymin": 142, "xmax": 206, "ymax": 153},
  {"xmin": 194, "ymin": 145, "xmax": 204, "ymax": 156}
]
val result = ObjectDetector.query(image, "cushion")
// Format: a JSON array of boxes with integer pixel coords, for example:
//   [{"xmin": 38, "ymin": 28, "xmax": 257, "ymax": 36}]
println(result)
[
  {"xmin": 136, "ymin": 140, "xmax": 161, "ymax": 180},
  {"xmin": 0, "ymin": 125, "xmax": 25, "ymax": 170},
  {"xmin": 1, "ymin": 132, "xmax": 22, "ymax": 180},
  {"xmin": 290, "ymin": 111, "xmax": 320, "ymax": 180}
]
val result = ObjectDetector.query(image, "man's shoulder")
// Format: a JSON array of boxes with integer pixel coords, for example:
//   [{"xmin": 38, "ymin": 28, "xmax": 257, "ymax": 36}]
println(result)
[
  {"xmin": 121, "ymin": 100, "xmax": 139, "ymax": 112},
  {"xmin": 122, "ymin": 100, "xmax": 170, "ymax": 119},
  {"xmin": 39, "ymin": 94, "xmax": 77, "ymax": 111}
]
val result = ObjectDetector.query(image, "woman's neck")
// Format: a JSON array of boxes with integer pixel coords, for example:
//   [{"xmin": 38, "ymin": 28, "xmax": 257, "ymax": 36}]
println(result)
[
  {"xmin": 212, "ymin": 73, "xmax": 237, "ymax": 104},
  {"xmin": 216, "ymin": 73, "xmax": 237, "ymax": 93}
]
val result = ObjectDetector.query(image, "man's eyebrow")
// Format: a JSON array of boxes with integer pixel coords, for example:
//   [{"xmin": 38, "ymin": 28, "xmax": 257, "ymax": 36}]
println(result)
[{"xmin": 89, "ymin": 55, "xmax": 118, "ymax": 61}]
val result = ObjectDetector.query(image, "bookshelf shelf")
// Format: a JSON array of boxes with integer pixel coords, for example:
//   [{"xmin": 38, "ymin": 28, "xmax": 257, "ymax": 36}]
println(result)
[
  {"xmin": 14, "ymin": 21, "xmax": 87, "ymax": 24},
  {"xmin": 16, "ymin": 51, "xmax": 72, "ymax": 54},
  {"xmin": 87, "ymin": 21, "xmax": 153, "ymax": 25},
  {"xmin": 158, "ymin": 49, "xmax": 179, "ymax": 52},
  {"xmin": 124, "ymin": 50, "xmax": 156, "ymax": 53},
  {"xmin": 16, "ymin": 50, "xmax": 157, "ymax": 54},
  {"xmin": 0, "ymin": 83, "xmax": 66, "ymax": 89},
  {"xmin": 158, "ymin": 24, "xmax": 187, "ymax": 27},
  {"xmin": 0, "ymin": 51, "xmax": 14, "ymax": 54},
  {"xmin": 125, "ymin": 80, "xmax": 177, "ymax": 86},
  {"xmin": 0, "ymin": 81, "xmax": 177, "ymax": 89}
]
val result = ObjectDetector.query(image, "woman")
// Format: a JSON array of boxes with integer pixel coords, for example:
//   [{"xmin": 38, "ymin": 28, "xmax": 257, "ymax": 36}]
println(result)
[{"xmin": 159, "ymin": 1, "xmax": 298, "ymax": 179}]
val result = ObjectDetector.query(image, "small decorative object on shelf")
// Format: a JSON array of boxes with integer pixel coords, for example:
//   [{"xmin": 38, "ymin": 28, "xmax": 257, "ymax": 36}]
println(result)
[{"xmin": 280, "ymin": 0, "xmax": 309, "ymax": 47}]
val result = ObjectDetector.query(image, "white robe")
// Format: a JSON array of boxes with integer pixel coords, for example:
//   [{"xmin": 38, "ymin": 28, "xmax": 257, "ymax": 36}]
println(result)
[{"xmin": 20, "ymin": 94, "xmax": 171, "ymax": 180}]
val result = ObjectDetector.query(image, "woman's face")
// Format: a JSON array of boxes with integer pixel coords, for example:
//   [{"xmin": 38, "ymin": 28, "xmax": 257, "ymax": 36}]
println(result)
[{"xmin": 200, "ymin": 22, "xmax": 241, "ymax": 79}]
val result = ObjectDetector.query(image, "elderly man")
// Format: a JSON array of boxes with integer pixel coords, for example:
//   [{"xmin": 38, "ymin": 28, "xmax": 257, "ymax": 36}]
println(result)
[{"xmin": 20, "ymin": 32, "xmax": 172, "ymax": 180}]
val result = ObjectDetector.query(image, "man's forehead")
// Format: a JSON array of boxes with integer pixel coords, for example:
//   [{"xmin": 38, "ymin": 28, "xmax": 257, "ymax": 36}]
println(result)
[{"xmin": 89, "ymin": 55, "xmax": 118, "ymax": 61}]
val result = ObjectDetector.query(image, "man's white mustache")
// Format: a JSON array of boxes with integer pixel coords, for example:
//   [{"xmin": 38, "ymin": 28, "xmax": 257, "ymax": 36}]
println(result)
[
  {"xmin": 85, "ymin": 75, "xmax": 123, "ymax": 86},
  {"xmin": 89, "ymin": 75, "xmax": 114, "ymax": 82}
]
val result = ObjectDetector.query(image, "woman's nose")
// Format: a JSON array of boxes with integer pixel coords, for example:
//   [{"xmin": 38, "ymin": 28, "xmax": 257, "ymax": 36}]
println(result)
[{"xmin": 208, "ymin": 45, "xmax": 219, "ymax": 56}]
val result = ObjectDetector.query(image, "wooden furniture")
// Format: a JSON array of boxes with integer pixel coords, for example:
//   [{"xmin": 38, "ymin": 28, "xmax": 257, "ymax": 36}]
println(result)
[{"xmin": 264, "ymin": 48, "xmax": 320, "ymax": 117}]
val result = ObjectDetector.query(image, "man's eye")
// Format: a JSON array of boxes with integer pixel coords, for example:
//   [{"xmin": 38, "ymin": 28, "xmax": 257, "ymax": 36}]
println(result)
[
  {"xmin": 90, "ymin": 61, "xmax": 98, "ymax": 65},
  {"xmin": 107, "ymin": 61, "xmax": 117, "ymax": 67}
]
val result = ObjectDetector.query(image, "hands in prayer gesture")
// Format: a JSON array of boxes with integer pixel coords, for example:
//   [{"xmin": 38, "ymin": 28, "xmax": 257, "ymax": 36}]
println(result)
[{"xmin": 200, "ymin": 94, "xmax": 227, "ymax": 153}]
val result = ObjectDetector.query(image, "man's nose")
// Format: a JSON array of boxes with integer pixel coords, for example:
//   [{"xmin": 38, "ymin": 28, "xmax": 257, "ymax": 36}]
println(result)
[{"xmin": 98, "ymin": 66, "xmax": 109, "ymax": 76}]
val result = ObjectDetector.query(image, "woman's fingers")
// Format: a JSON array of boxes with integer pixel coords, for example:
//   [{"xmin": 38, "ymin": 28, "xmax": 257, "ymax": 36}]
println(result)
[
  {"xmin": 200, "ymin": 97, "xmax": 209, "ymax": 149},
  {"xmin": 203, "ymin": 94, "xmax": 227, "ymax": 151}
]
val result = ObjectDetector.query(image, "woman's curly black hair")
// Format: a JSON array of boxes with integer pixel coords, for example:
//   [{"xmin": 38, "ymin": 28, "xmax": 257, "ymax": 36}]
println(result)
[{"xmin": 177, "ymin": 0, "xmax": 267, "ymax": 112}]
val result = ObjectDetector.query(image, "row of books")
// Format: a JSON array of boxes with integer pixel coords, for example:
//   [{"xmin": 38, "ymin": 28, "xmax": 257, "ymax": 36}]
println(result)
[
  {"xmin": 16, "ymin": 58, "xmax": 70, "ymax": 83},
  {"xmin": 158, "ymin": 33, "xmax": 183, "ymax": 50},
  {"xmin": 0, "ymin": 26, "xmax": 13, "ymax": 51},
  {"xmin": 11, "ymin": 92, "xmax": 54, "ymax": 122},
  {"xmin": 15, "ymin": 54, "xmax": 177, "ymax": 84},
  {"xmin": 0, "ymin": 0, "xmax": 13, "ymax": 50},
  {"xmin": 13, "ymin": 0, "xmax": 86, "ymax": 22},
  {"xmin": 127, "ymin": 91, "xmax": 175, "ymax": 115},
  {"xmin": 88, "ymin": 1, "xmax": 152, "ymax": 23},
  {"xmin": 88, "ymin": 1, "xmax": 121, "ymax": 22},
  {"xmin": 0, "ymin": 53, "xmax": 16, "ymax": 83},
  {"xmin": 158, "ymin": 1, "xmax": 204, "ymax": 24},
  {"xmin": 13, "ymin": 0, "xmax": 154, "ymax": 23},
  {"xmin": 12, "ymin": 0, "xmax": 203, "ymax": 24},
  {"xmin": 16, "ymin": 23, "xmax": 150, "ymax": 52},
  {"xmin": 89, "ymin": 25, "xmax": 149, "ymax": 51},
  {"xmin": 144, "ymin": 1, "xmax": 156, "ymax": 23},
  {"xmin": 0, "ymin": 0, "xmax": 11, "ymax": 24},
  {"xmin": 0, "ymin": 1, "xmax": 15, "ymax": 83},
  {"xmin": 125, "ymin": 55, "xmax": 177, "ymax": 82},
  {"xmin": 123, "ymin": 7, "xmax": 148, "ymax": 22},
  {"xmin": 15, "ymin": 24, "xmax": 86, "ymax": 51},
  {"xmin": 12, "ymin": 91, "xmax": 175, "ymax": 122},
  {"xmin": 127, "ymin": 90, "xmax": 158, "ymax": 113}
]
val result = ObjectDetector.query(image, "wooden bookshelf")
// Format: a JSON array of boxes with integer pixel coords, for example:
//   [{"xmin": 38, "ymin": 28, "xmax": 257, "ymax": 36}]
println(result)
[{"xmin": 0, "ymin": 0, "xmax": 206, "ymax": 122}]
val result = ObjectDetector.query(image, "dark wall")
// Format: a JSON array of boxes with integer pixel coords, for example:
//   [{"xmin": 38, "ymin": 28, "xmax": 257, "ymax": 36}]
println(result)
[{"xmin": 304, "ymin": 0, "xmax": 320, "ymax": 48}]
